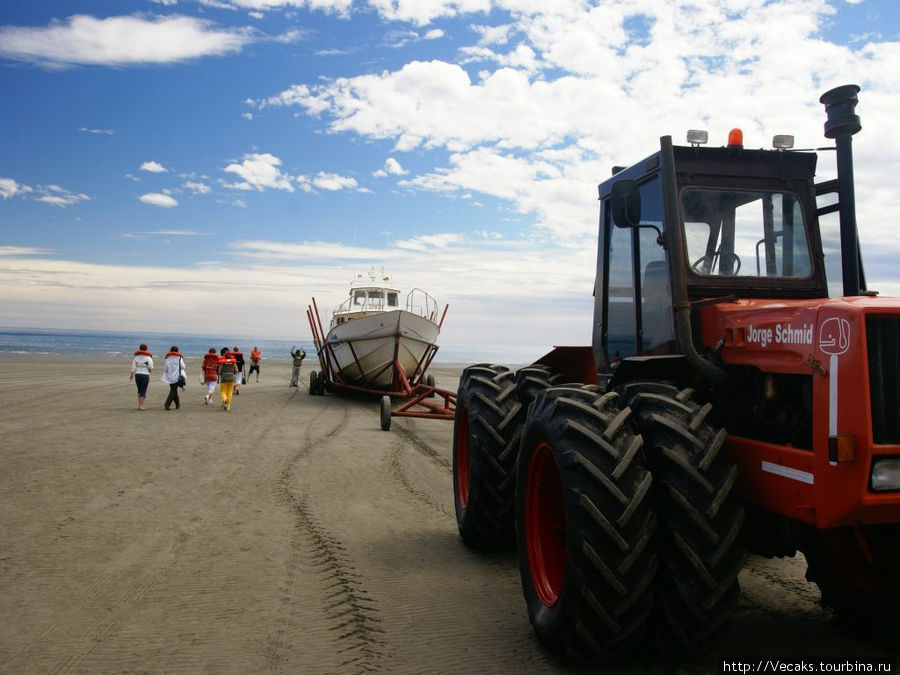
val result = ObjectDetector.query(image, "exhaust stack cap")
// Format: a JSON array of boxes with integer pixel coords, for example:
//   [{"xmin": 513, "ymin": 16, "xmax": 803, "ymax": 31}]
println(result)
[{"xmin": 820, "ymin": 84, "xmax": 861, "ymax": 139}]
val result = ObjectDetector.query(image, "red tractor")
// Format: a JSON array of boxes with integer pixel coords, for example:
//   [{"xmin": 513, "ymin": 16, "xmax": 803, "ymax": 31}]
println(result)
[{"xmin": 452, "ymin": 85, "xmax": 900, "ymax": 663}]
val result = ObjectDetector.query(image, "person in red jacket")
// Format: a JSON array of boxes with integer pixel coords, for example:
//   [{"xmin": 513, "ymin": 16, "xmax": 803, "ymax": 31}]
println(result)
[{"xmin": 201, "ymin": 347, "xmax": 219, "ymax": 405}]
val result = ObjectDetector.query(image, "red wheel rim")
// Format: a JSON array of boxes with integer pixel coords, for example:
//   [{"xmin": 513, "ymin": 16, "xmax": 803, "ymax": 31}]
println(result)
[
  {"xmin": 455, "ymin": 404, "xmax": 470, "ymax": 509},
  {"xmin": 526, "ymin": 442, "xmax": 566, "ymax": 606}
]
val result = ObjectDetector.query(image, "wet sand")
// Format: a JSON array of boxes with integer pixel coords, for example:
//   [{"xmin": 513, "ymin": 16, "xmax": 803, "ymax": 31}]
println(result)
[{"xmin": 0, "ymin": 356, "xmax": 895, "ymax": 674}]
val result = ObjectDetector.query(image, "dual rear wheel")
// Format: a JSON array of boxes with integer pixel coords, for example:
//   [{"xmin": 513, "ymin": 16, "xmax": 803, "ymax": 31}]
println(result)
[{"xmin": 453, "ymin": 371, "xmax": 745, "ymax": 663}]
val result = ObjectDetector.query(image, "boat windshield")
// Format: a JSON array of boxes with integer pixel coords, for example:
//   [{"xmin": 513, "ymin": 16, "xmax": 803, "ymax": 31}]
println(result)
[{"xmin": 339, "ymin": 288, "xmax": 401, "ymax": 314}]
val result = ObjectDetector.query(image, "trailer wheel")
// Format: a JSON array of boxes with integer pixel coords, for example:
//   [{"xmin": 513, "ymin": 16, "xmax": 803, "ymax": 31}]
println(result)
[
  {"xmin": 308, "ymin": 370, "xmax": 318, "ymax": 395},
  {"xmin": 426, "ymin": 373, "xmax": 436, "ymax": 397},
  {"xmin": 617, "ymin": 382, "xmax": 744, "ymax": 660},
  {"xmin": 802, "ymin": 524, "xmax": 900, "ymax": 627},
  {"xmin": 515, "ymin": 364, "xmax": 564, "ymax": 407},
  {"xmin": 452, "ymin": 364, "xmax": 523, "ymax": 550},
  {"xmin": 517, "ymin": 385, "xmax": 657, "ymax": 662},
  {"xmin": 380, "ymin": 395, "xmax": 392, "ymax": 431},
  {"xmin": 316, "ymin": 370, "xmax": 326, "ymax": 395}
]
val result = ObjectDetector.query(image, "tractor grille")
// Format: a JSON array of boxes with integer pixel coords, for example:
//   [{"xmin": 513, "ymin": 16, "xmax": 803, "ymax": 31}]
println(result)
[{"xmin": 867, "ymin": 316, "xmax": 900, "ymax": 444}]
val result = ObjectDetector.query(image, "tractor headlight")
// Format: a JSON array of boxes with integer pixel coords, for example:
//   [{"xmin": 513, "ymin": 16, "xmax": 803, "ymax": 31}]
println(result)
[{"xmin": 871, "ymin": 458, "xmax": 900, "ymax": 492}]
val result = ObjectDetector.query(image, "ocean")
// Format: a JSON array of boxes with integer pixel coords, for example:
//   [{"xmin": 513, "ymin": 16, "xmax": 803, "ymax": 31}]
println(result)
[{"xmin": 0, "ymin": 328, "xmax": 548, "ymax": 365}]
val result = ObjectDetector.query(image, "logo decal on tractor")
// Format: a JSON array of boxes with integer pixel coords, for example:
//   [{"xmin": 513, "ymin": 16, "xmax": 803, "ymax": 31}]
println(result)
[{"xmin": 819, "ymin": 317, "xmax": 851, "ymax": 356}]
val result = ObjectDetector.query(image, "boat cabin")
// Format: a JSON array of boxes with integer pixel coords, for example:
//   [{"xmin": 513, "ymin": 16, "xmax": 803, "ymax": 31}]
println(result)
[{"xmin": 331, "ymin": 273, "xmax": 402, "ymax": 328}]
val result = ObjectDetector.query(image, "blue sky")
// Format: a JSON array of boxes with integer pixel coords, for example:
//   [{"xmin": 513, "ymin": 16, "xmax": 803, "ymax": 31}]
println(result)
[{"xmin": 1, "ymin": 0, "xmax": 899, "ymax": 348}]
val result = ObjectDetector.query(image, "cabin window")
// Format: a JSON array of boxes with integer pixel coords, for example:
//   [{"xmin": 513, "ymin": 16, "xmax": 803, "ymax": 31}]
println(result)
[
  {"xmin": 353, "ymin": 290, "xmax": 366, "ymax": 305},
  {"xmin": 387, "ymin": 292, "xmax": 398, "ymax": 307},
  {"xmin": 368, "ymin": 291, "xmax": 384, "ymax": 307},
  {"xmin": 682, "ymin": 189, "xmax": 812, "ymax": 278}
]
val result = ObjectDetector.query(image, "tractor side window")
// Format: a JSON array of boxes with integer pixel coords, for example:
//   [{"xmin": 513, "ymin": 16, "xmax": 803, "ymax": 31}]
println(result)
[
  {"xmin": 606, "ymin": 218, "xmax": 636, "ymax": 362},
  {"xmin": 683, "ymin": 189, "xmax": 811, "ymax": 278},
  {"xmin": 639, "ymin": 227, "xmax": 673, "ymax": 350}
]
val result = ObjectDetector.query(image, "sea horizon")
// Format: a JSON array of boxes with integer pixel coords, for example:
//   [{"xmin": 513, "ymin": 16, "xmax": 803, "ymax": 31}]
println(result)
[{"xmin": 0, "ymin": 327, "xmax": 549, "ymax": 366}]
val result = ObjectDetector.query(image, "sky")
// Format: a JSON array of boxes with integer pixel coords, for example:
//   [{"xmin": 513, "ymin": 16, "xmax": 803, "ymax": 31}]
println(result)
[{"xmin": 1, "ymin": 0, "xmax": 899, "ymax": 350}]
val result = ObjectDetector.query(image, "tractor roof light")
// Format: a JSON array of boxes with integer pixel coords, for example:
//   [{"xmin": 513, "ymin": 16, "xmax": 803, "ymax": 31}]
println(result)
[
  {"xmin": 687, "ymin": 129, "xmax": 708, "ymax": 146},
  {"xmin": 773, "ymin": 135, "xmax": 795, "ymax": 150},
  {"xmin": 727, "ymin": 128, "xmax": 744, "ymax": 150},
  {"xmin": 871, "ymin": 458, "xmax": 900, "ymax": 492}
]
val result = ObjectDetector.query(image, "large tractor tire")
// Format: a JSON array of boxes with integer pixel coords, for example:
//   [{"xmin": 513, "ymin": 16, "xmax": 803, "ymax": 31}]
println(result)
[
  {"xmin": 802, "ymin": 524, "xmax": 900, "ymax": 629},
  {"xmin": 515, "ymin": 364, "xmax": 564, "ymax": 408},
  {"xmin": 516, "ymin": 385, "xmax": 657, "ymax": 663},
  {"xmin": 452, "ymin": 364, "xmax": 524, "ymax": 551},
  {"xmin": 617, "ymin": 382, "xmax": 744, "ymax": 660}
]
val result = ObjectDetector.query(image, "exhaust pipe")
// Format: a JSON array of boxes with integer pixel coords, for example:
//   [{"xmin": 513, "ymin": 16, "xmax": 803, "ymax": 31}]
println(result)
[{"xmin": 820, "ymin": 84, "xmax": 863, "ymax": 297}]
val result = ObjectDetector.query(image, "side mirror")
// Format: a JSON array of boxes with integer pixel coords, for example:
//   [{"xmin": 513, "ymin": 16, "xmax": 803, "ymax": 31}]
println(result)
[{"xmin": 611, "ymin": 179, "xmax": 641, "ymax": 228}]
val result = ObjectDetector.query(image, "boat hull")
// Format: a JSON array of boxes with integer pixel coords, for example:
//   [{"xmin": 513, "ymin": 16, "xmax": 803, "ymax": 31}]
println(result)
[{"xmin": 324, "ymin": 310, "xmax": 439, "ymax": 389}]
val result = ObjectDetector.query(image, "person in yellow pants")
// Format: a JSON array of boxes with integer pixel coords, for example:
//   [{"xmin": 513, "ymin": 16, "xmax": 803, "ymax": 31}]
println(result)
[{"xmin": 217, "ymin": 347, "xmax": 237, "ymax": 411}]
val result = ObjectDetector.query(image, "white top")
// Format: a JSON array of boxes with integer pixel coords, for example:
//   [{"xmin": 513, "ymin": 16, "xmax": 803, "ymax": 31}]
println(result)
[
  {"xmin": 160, "ymin": 355, "xmax": 186, "ymax": 384},
  {"xmin": 131, "ymin": 354, "xmax": 153, "ymax": 375}
]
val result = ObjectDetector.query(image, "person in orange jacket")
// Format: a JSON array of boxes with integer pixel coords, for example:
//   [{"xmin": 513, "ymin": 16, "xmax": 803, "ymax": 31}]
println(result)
[{"xmin": 248, "ymin": 346, "xmax": 261, "ymax": 383}]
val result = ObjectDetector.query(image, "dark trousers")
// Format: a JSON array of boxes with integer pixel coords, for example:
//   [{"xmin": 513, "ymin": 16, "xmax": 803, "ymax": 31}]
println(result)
[{"xmin": 165, "ymin": 383, "xmax": 181, "ymax": 410}]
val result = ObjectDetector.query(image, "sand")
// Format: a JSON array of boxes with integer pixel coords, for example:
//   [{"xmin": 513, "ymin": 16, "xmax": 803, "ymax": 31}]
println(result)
[{"xmin": 0, "ymin": 356, "xmax": 895, "ymax": 674}]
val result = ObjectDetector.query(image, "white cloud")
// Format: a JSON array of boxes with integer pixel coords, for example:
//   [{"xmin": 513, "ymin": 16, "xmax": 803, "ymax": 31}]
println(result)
[
  {"xmin": 297, "ymin": 171, "xmax": 360, "ymax": 192},
  {"xmin": 0, "ymin": 246, "xmax": 48, "ymax": 256},
  {"xmin": 223, "ymin": 152, "xmax": 295, "ymax": 192},
  {"xmin": 365, "ymin": 0, "xmax": 491, "ymax": 26},
  {"xmin": 373, "ymin": 157, "xmax": 408, "ymax": 177},
  {"xmin": 385, "ymin": 158, "xmax": 407, "ymax": 175},
  {"xmin": 139, "ymin": 192, "xmax": 179, "ymax": 208},
  {"xmin": 0, "ymin": 14, "xmax": 254, "ymax": 68},
  {"xmin": 184, "ymin": 181, "xmax": 211, "ymax": 194},
  {"xmin": 79, "ymin": 127, "xmax": 114, "ymax": 135},
  {"xmin": 34, "ymin": 184, "xmax": 90, "ymax": 207},
  {"xmin": 140, "ymin": 160, "xmax": 168, "ymax": 173},
  {"xmin": 198, "ymin": 0, "xmax": 353, "ymax": 16},
  {"xmin": 0, "ymin": 178, "xmax": 33, "ymax": 200}
]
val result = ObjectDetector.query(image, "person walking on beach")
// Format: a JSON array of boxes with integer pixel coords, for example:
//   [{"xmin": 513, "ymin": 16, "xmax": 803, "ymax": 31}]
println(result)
[
  {"xmin": 290, "ymin": 346, "xmax": 306, "ymax": 387},
  {"xmin": 218, "ymin": 347, "xmax": 237, "ymax": 411},
  {"xmin": 161, "ymin": 346, "xmax": 187, "ymax": 411},
  {"xmin": 232, "ymin": 346, "xmax": 245, "ymax": 395},
  {"xmin": 129, "ymin": 344, "xmax": 153, "ymax": 410},
  {"xmin": 248, "ymin": 346, "xmax": 261, "ymax": 382},
  {"xmin": 201, "ymin": 347, "xmax": 219, "ymax": 405}
]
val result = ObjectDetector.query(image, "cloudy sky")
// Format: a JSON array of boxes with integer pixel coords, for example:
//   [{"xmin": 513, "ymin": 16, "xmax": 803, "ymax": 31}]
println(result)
[{"xmin": 1, "ymin": 0, "xmax": 898, "ymax": 350}]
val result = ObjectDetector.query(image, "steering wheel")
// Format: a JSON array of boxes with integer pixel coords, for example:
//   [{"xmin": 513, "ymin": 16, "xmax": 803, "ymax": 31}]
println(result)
[{"xmin": 720, "ymin": 253, "xmax": 742, "ymax": 275}]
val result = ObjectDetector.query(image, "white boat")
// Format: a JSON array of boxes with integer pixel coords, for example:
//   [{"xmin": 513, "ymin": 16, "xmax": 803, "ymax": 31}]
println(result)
[{"xmin": 314, "ymin": 271, "xmax": 443, "ymax": 391}]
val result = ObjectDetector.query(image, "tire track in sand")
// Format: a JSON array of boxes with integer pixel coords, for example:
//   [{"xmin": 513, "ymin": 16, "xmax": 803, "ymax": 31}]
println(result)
[
  {"xmin": 268, "ymin": 399, "xmax": 385, "ymax": 674},
  {"xmin": 385, "ymin": 429, "xmax": 452, "ymax": 518}
]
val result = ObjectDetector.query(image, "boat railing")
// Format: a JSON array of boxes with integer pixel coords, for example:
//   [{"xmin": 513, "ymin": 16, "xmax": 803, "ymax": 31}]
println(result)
[{"xmin": 405, "ymin": 288, "xmax": 439, "ymax": 321}]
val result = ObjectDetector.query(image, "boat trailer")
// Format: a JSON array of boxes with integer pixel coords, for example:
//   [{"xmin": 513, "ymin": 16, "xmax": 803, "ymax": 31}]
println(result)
[{"xmin": 306, "ymin": 297, "xmax": 457, "ymax": 430}]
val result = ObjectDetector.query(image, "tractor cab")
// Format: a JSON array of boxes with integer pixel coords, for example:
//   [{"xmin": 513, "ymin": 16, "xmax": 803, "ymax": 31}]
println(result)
[{"xmin": 594, "ymin": 138, "xmax": 832, "ymax": 377}]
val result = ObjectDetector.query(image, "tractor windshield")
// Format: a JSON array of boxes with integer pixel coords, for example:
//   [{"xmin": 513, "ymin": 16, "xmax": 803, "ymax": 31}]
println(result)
[{"xmin": 682, "ymin": 189, "xmax": 812, "ymax": 279}]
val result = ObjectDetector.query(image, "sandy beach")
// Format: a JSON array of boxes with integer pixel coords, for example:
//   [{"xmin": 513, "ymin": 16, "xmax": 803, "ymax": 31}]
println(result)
[{"xmin": 1, "ymin": 355, "xmax": 896, "ymax": 674}]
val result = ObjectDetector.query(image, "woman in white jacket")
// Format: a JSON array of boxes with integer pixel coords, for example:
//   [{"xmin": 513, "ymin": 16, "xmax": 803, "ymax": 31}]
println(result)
[
  {"xmin": 161, "ymin": 345, "xmax": 187, "ymax": 411},
  {"xmin": 129, "ymin": 343, "xmax": 154, "ymax": 410}
]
